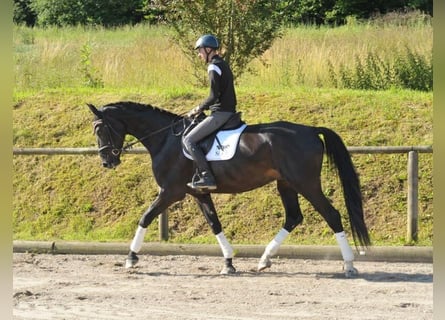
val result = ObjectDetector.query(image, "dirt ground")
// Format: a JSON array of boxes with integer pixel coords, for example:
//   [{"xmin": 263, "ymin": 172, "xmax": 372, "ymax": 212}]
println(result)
[{"xmin": 13, "ymin": 253, "xmax": 433, "ymax": 320}]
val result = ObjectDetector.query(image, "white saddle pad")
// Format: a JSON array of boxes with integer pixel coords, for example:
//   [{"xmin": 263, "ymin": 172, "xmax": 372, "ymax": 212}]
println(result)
[{"xmin": 183, "ymin": 124, "xmax": 247, "ymax": 161}]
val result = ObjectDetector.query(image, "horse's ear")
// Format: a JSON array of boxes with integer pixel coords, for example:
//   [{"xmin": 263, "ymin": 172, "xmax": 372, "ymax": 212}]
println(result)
[{"xmin": 87, "ymin": 103, "xmax": 102, "ymax": 118}]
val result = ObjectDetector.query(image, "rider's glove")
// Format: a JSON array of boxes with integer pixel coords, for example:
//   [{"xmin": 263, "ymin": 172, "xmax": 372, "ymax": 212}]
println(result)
[{"xmin": 187, "ymin": 106, "xmax": 202, "ymax": 118}]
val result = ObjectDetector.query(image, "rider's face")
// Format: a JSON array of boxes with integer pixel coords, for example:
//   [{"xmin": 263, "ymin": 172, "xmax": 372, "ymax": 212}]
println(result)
[{"xmin": 197, "ymin": 47, "xmax": 207, "ymax": 61}]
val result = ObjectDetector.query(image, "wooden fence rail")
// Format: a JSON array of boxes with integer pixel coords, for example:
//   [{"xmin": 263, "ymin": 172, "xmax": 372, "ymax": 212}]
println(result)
[
  {"xmin": 13, "ymin": 145, "xmax": 433, "ymax": 242},
  {"xmin": 13, "ymin": 145, "xmax": 433, "ymax": 155}
]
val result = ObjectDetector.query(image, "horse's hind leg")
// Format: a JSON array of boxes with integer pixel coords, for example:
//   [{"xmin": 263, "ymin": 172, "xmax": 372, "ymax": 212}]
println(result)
[
  {"xmin": 258, "ymin": 180, "xmax": 303, "ymax": 271},
  {"xmin": 301, "ymin": 183, "xmax": 357, "ymax": 277},
  {"xmin": 194, "ymin": 193, "xmax": 236, "ymax": 275}
]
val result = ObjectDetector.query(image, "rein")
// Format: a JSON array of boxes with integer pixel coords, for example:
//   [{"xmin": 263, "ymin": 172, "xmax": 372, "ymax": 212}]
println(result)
[
  {"xmin": 94, "ymin": 109, "xmax": 199, "ymax": 155},
  {"xmin": 122, "ymin": 117, "xmax": 187, "ymax": 151}
]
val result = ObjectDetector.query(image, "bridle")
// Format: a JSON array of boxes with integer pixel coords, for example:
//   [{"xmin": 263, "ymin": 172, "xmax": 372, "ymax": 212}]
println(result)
[{"xmin": 93, "ymin": 118, "xmax": 123, "ymax": 157}]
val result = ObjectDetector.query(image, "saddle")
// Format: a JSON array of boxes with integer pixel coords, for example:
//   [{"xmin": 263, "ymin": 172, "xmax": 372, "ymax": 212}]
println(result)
[{"xmin": 182, "ymin": 112, "xmax": 247, "ymax": 161}]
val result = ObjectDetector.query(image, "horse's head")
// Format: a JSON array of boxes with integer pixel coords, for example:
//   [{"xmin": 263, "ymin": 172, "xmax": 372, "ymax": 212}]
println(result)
[{"xmin": 88, "ymin": 103, "xmax": 125, "ymax": 169}]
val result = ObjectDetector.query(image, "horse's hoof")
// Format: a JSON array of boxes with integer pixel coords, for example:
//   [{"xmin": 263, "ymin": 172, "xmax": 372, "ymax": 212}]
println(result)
[
  {"xmin": 257, "ymin": 257, "xmax": 272, "ymax": 272},
  {"xmin": 343, "ymin": 261, "xmax": 358, "ymax": 278},
  {"xmin": 125, "ymin": 258, "xmax": 138, "ymax": 269},
  {"xmin": 220, "ymin": 265, "xmax": 236, "ymax": 275},
  {"xmin": 125, "ymin": 253, "xmax": 139, "ymax": 269},
  {"xmin": 344, "ymin": 267, "xmax": 358, "ymax": 278}
]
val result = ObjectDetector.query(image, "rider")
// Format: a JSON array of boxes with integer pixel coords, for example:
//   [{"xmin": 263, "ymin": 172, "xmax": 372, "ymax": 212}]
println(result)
[{"xmin": 183, "ymin": 34, "xmax": 237, "ymax": 191}]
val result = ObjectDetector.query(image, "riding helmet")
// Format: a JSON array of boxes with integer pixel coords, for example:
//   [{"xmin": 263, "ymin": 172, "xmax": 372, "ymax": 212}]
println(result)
[{"xmin": 194, "ymin": 34, "xmax": 219, "ymax": 50}]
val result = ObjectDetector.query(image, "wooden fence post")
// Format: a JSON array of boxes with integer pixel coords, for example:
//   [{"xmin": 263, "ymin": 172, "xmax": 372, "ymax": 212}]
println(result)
[{"xmin": 407, "ymin": 151, "xmax": 419, "ymax": 242}]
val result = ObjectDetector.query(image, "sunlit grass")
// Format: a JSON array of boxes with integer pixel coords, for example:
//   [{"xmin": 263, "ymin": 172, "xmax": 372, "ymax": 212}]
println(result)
[
  {"xmin": 239, "ymin": 22, "xmax": 432, "ymax": 89},
  {"xmin": 14, "ymin": 15, "xmax": 432, "ymax": 92}
]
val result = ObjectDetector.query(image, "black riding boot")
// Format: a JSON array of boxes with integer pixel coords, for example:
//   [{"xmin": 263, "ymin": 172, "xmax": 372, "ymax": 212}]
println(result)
[{"xmin": 186, "ymin": 144, "xmax": 217, "ymax": 190}]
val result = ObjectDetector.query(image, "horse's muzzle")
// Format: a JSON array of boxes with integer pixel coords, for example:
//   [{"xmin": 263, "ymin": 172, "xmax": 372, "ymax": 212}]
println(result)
[
  {"xmin": 102, "ymin": 162, "xmax": 112, "ymax": 168},
  {"xmin": 101, "ymin": 154, "xmax": 121, "ymax": 168},
  {"xmin": 102, "ymin": 159, "xmax": 120, "ymax": 169}
]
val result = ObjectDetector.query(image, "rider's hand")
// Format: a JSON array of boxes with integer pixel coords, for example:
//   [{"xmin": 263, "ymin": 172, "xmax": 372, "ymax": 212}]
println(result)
[{"xmin": 187, "ymin": 106, "xmax": 202, "ymax": 118}]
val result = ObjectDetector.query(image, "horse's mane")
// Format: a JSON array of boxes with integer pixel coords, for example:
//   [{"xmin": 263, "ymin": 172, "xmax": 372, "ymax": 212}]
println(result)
[{"xmin": 102, "ymin": 101, "xmax": 180, "ymax": 120}]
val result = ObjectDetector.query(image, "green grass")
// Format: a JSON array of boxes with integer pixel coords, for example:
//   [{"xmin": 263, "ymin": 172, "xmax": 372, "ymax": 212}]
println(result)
[
  {"xmin": 240, "ymin": 21, "xmax": 432, "ymax": 90},
  {"xmin": 13, "ymin": 18, "xmax": 433, "ymax": 247},
  {"xmin": 13, "ymin": 15, "xmax": 432, "ymax": 91}
]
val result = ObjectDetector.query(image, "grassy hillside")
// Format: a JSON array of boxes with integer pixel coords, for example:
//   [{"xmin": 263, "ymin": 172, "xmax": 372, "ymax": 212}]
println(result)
[
  {"xmin": 13, "ymin": 87, "xmax": 432, "ymax": 246},
  {"xmin": 13, "ymin": 19, "xmax": 433, "ymax": 246}
]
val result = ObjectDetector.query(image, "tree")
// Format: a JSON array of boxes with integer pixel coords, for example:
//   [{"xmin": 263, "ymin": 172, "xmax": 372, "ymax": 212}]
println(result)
[
  {"xmin": 30, "ymin": 0, "xmax": 88, "ymax": 27},
  {"xmin": 13, "ymin": 0, "xmax": 37, "ymax": 26},
  {"xmin": 83, "ymin": 0, "xmax": 144, "ymax": 26},
  {"xmin": 155, "ymin": 0, "xmax": 289, "ymax": 83},
  {"xmin": 280, "ymin": 0, "xmax": 433, "ymax": 26},
  {"xmin": 30, "ymin": 0, "xmax": 144, "ymax": 27}
]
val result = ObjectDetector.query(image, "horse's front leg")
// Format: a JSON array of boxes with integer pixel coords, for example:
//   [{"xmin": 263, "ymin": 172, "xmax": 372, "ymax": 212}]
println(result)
[
  {"xmin": 125, "ymin": 189, "xmax": 184, "ymax": 268},
  {"xmin": 194, "ymin": 193, "xmax": 236, "ymax": 275}
]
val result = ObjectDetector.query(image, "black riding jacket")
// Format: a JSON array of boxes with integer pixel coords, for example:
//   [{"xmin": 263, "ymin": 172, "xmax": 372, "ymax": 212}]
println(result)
[{"xmin": 199, "ymin": 55, "xmax": 237, "ymax": 113}]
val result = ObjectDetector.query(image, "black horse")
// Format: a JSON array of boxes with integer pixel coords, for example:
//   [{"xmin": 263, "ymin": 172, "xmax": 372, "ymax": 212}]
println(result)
[{"xmin": 88, "ymin": 101, "xmax": 370, "ymax": 276}]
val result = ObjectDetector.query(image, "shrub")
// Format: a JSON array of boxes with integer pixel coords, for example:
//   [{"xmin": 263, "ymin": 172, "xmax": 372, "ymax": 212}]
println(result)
[
  {"xmin": 327, "ymin": 48, "xmax": 432, "ymax": 91},
  {"xmin": 394, "ymin": 46, "xmax": 432, "ymax": 91},
  {"xmin": 79, "ymin": 43, "xmax": 104, "ymax": 88}
]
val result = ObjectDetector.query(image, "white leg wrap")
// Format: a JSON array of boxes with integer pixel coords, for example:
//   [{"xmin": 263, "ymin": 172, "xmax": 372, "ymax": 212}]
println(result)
[
  {"xmin": 335, "ymin": 231, "xmax": 354, "ymax": 262},
  {"xmin": 264, "ymin": 228, "xmax": 290, "ymax": 257},
  {"xmin": 130, "ymin": 226, "xmax": 147, "ymax": 253},
  {"xmin": 216, "ymin": 232, "xmax": 233, "ymax": 259}
]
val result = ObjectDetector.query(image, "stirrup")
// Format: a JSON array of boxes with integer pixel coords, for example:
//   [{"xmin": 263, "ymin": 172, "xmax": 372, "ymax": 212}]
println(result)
[
  {"xmin": 187, "ymin": 171, "xmax": 217, "ymax": 190},
  {"xmin": 187, "ymin": 182, "xmax": 217, "ymax": 191}
]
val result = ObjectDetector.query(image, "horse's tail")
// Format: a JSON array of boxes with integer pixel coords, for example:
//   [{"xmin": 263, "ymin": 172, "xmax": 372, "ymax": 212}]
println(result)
[{"xmin": 317, "ymin": 127, "xmax": 371, "ymax": 248}]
